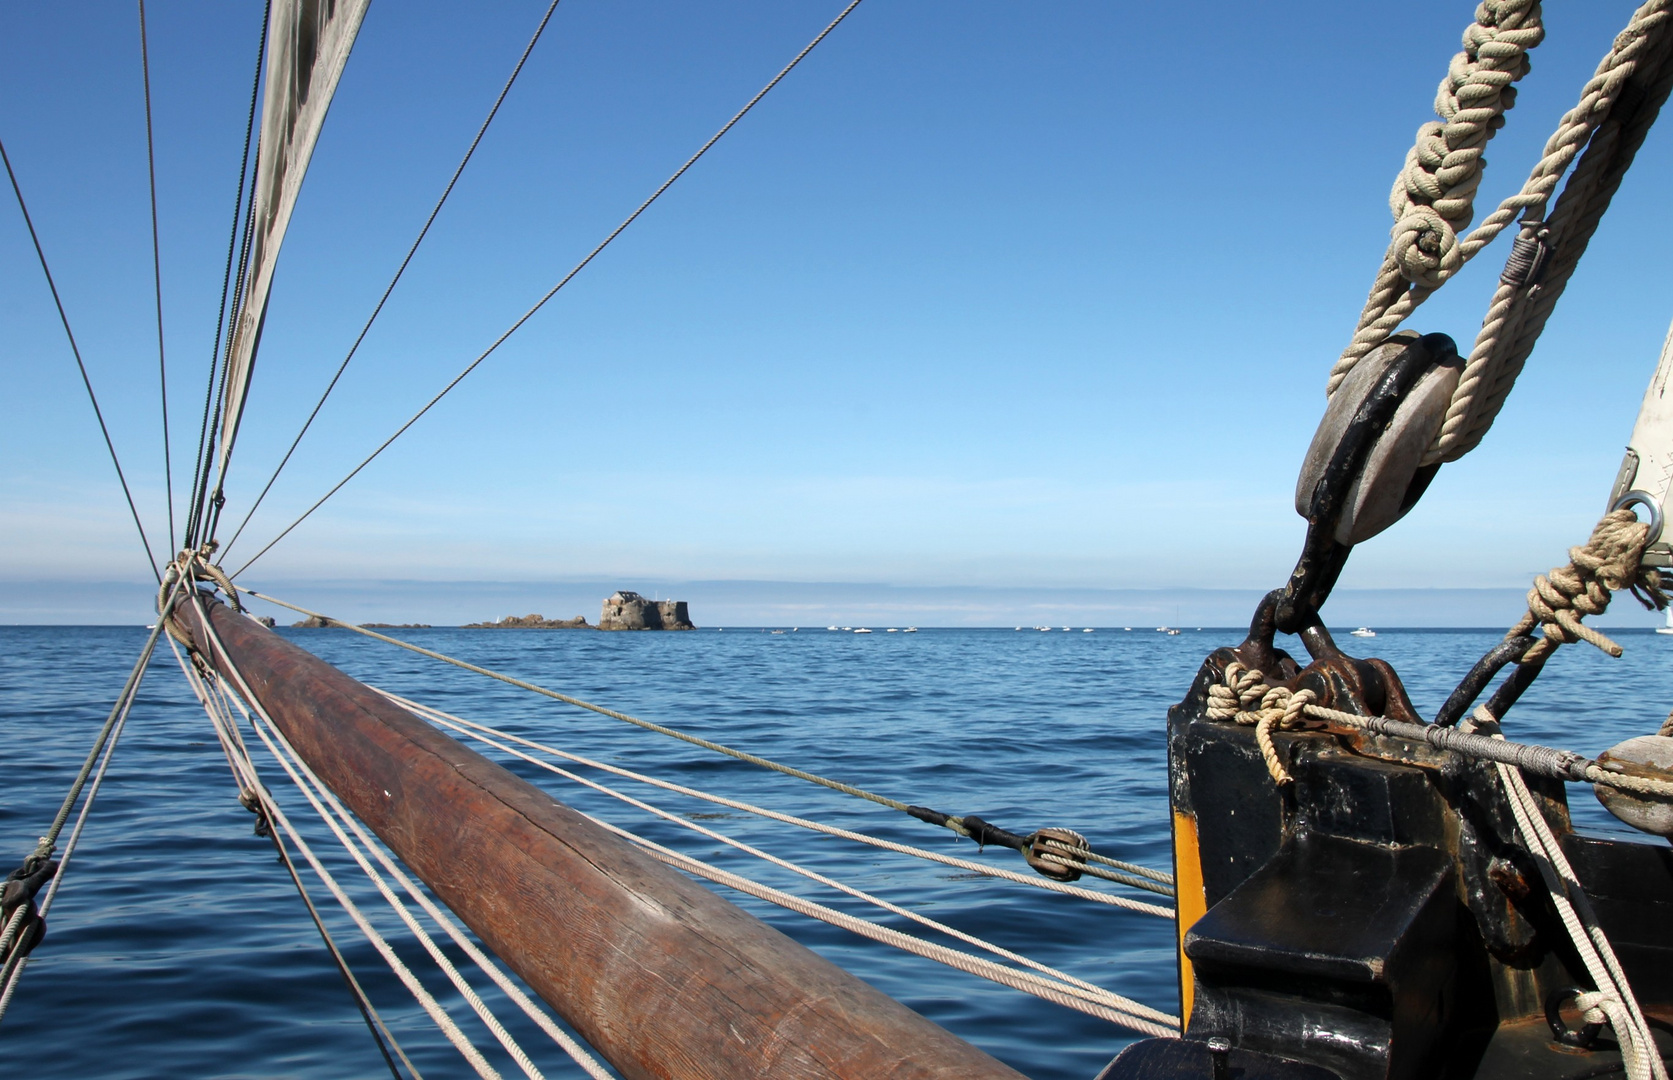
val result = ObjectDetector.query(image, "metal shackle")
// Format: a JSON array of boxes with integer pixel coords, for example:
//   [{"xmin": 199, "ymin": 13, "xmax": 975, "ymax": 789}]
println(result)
[{"xmin": 1606, "ymin": 314, "xmax": 1673, "ymax": 566}]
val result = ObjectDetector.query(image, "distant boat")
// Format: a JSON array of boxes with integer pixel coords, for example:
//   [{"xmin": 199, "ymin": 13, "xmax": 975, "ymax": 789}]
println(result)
[
  {"xmin": 1061, "ymin": 627, "xmax": 1070, "ymax": 632},
  {"xmin": 1351, "ymin": 627, "xmax": 1377, "ymax": 638},
  {"xmin": 1166, "ymin": 628, "xmax": 1181, "ymax": 635},
  {"xmin": 1083, "ymin": 628, "xmax": 1094, "ymax": 633},
  {"xmin": 1038, "ymin": 626, "xmax": 1050, "ymax": 632},
  {"xmin": 1124, "ymin": 627, "xmax": 1132, "ymax": 631},
  {"xmin": 1156, "ymin": 627, "xmax": 1168, "ymax": 632},
  {"xmin": 904, "ymin": 627, "xmax": 918, "ymax": 633},
  {"xmin": 853, "ymin": 628, "xmax": 872, "ymax": 634},
  {"xmin": 1014, "ymin": 626, "xmax": 1023, "ymax": 631},
  {"xmin": 1658, "ymin": 609, "xmax": 1673, "ymax": 635},
  {"xmin": 770, "ymin": 630, "xmax": 785, "ymax": 635},
  {"xmin": 827, "ymin": 626, "xmax": 838, "ymax": 631},
  {"xmin": 886, "ymin": 628, "xmax": 899, "ymax": 633}
]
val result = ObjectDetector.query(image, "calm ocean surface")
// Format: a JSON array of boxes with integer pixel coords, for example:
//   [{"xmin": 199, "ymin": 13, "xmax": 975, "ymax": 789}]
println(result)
[{"xmin": 2, "ymin": 623, "xmax": 1671, "ymax": 1078}]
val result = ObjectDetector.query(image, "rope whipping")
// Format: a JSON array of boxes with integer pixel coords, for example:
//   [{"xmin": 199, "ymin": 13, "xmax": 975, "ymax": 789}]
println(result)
[
  {"xmin": 238, "ymin": 585, "xmax": 1173, "ymax": 894},
  {"xmin": 169, "ymin": 641, "xmax": 417, "ymax": 1080},
  {"xmin": 1329, "ymin": 0, "xmax": 1673, "ymax": 466},
  {"xmin": 0, "ymin": 131, "xmax": 161, "ymax": 583},
  {"xmin": 218, "ymin": 0, "xmax": 565, "ymax": 560},
  {"xmin": 380, "ymin": 687, "xmax": 1174, "ymax": 917},
  {"xmin": 229, "ymin": 0, "xmax": 867, "ymax": 577},
  {"xmin": 0, "ymin": 588, "xmax": 182, "ymax": 1021},
  {"xmin": 183, "ymin": 591, "xmax": 612, "ymax": 1079},
  {"xmin": 137, "ymin": 0, "xmax": 175, "ymax": 550},
  {"xmin": 184, "ymin": 2, "xmax": 269, "ymax": 553}
]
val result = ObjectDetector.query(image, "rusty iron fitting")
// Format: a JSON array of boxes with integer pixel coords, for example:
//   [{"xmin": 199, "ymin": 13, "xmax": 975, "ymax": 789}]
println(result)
[{"xmin": 1024, "ymin": 828, "xmax": 1090, "ymax": 882}]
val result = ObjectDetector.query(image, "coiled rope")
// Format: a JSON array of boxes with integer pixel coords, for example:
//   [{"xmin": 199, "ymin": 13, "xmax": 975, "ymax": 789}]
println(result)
[
  {"xmin": 236, "ymin": 586, "xmax": 1174, "ymax": 894},
  {"xmin": 1330, "ymin": 0, "xmax": 1673, "ymax": 466}
]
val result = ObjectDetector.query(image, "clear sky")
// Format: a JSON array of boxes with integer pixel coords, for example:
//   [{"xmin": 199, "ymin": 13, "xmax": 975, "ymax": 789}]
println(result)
[{"xmin": 4, "ymin": 2, "xmax": 1673, "ymax": 624}]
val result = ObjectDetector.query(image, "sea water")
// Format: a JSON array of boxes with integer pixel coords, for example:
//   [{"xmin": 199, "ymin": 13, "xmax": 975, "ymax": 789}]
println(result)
[{"xmin": 1, "ymin": 624, "xmax": 1669, "ymax": 1079}]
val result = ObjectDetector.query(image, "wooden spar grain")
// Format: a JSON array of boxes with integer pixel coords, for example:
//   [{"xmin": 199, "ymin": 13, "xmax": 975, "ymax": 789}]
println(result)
[{"xmin": 178, "ymin": 595, "xmax": 1029, "ymax": 1080}]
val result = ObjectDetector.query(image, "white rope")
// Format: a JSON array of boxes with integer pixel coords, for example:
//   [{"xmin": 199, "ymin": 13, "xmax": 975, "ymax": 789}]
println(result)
[
  {"xmin": 167, "ymin": 642, "xmax": 430, "ymax": 1080},
  {"xmin": 1494, "ymin": 739, "xmax": 1665, "ymax": 1080},
  {"xmin": 244, "ymin": 706, "xmax": 614, "ymax": 1080},
  {"xmin": 598, "ymin": 817, "xmax": 1179, "ymax": 1039},
  {"xmin": 377, "ymin": 688, "xmax": 1171, "ymax": 918},
  {"xmin": 0, "ymin": 627, "xmax": 150, "ymax": 1022},
  {"xmin": 185, "ymin": 595, "xmax": 505, "ymax": 1080},
  {"xmin": 239, "ymin": 586, "xmax": 1174, "ymax": 892},
  {"xmin": 244, "ymin": 713, "xmax": 549, "ymax": 1080},
  {"xmin": 382, "ymin": 690, "xmax": 1169, "ymax": 1027}
]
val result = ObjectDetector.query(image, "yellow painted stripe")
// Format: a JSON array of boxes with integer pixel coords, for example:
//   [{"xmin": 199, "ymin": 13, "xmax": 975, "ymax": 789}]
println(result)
[{"xmin": 1171, "ymin": 810, "xmax": 1207, "ymax": 1031}]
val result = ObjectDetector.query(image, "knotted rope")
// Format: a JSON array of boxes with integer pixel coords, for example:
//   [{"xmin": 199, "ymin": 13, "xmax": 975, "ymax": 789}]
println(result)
[
  {"xmin": 1508, "ymin": 507, "xmax": 1666, "ymax": 664},
  {"xmin": 1206, "ymin": 662, "xmax": 1316, "ymax": 784},
  {"xmin": 1333, "ymin": 1, "xmax": 1544, "ymax": 382},
  {"xmin": 1330, "ymin": 0, "xmax": 1673, "ymax": 465}
]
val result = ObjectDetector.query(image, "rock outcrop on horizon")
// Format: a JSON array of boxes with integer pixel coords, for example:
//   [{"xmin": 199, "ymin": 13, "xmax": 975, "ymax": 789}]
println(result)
[
  {"xmin": 598, "ymin": 591, "xmax": 695, "ymax": 631},
  {"xmin": 291, "ymin": 615, "xmax": 333, "ymax": 628},
  {"xmin": 462, "ymin": 613, "xmax": 591, "ymax": 629}
]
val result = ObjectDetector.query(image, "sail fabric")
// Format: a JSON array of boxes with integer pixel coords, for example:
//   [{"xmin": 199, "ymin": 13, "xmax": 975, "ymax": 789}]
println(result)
[{"xmin": 219, "ymin": 0, "xmax": 370, "ymax": 470}]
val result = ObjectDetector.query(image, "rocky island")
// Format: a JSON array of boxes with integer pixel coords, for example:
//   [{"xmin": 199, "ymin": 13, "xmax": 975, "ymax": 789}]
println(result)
[
  {"xmin": 599, "ymin": 591, "xmax": 695, "ymax": 631},
  {"xmin": 462, "ymin": 613, "xmax": 590, "ymax": 629}
]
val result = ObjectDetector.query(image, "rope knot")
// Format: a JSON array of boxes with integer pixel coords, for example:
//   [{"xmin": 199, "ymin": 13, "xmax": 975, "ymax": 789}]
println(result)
[
  {"xmin": 1206, "ymin": 664, "xmax": 1316, "ymax": 785},
  {"xmin": 1513, "ymin": 508, "xmax": 1666, "ymax": 663}
]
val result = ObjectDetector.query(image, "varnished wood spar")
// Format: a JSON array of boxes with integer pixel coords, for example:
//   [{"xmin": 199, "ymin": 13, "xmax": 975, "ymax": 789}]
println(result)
[{"xmin": 179, "ymin": 596, "xmax": 1027, "ymax": 1080}]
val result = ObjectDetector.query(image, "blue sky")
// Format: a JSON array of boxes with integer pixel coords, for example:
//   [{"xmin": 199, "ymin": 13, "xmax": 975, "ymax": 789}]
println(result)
[{"xmin": 4, "ymin": 2, "xmax": 1673, "ymax": 624}]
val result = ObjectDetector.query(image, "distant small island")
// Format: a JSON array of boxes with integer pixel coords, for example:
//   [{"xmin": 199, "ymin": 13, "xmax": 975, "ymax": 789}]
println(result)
[
  {"xmin": 361, "ymin": 622, "xmax": 432, "ymax": 629},
  {"xmin": 599, "ymin": 591, "xmax": 695, "ymax": 631},
  {"xmin": 463, "ymin": 613, "xmax": 591, "ymax": 629}
]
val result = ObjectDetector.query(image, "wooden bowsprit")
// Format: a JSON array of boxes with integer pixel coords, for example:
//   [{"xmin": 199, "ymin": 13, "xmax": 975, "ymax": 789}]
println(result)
[{"xmin": 176, "ymin": 592, "xmax": 1027, "ymax": 1080}]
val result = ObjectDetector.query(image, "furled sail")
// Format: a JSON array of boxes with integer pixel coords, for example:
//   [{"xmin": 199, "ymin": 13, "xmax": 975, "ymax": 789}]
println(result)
[{"xmin": 218, "ymin": 0, "xmax": 370, "ymax": 473}]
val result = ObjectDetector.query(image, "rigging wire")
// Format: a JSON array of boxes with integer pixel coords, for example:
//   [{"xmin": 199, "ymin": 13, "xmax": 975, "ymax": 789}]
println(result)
[
  {"xmin": 0, "ymin": 597, "xmax": 179, "ymax": 1021},
  {"xmin": 227, "ymin": 0, "xmax": 867, "ymax": 575},
  {"xmin": 185, "ymin": 2, "xmax": 269, "ymax": 552},
  {"xmin": 380, "ymin": 686, "xmax": 1173, "ymax": 917},
  {"xmin": 0, "ymin": 133, "xmax": 161, "ymax": 584},
  {"xmin": 219, "ymin": 0, "xmax": 566, "ymax": 558},
  {"xmin": 182, "ymin": 601, "xmax": 507, "ymax": 1080},
  {"xmin": 184, "ymin": 596, "xmax": 616, "ymax": 1079},
  {"xmin": 238, "ymin": 586, "xmax": 1174, "ymax": 893},
  {"xmin": 171, "ymin": 641, "xmax": 422, "ymax": 1080},
  {"xmin": 396, "ymin": 692, "xmax": 1176, "ymax": 1032},
  {"xmin": 137, "ymin": 0, "xmax": 174, "ymax": 552}
]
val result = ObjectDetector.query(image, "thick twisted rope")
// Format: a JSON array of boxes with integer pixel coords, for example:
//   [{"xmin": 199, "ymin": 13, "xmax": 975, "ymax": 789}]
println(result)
[
  {"xmin": 1331, "ymin": 1, "xmax": 1544, "ymax": 385},
  {"xmin": 1508, "ymin": 507, "xmax": 1666, "ymax": 663},
  {"xmin": 1330, "ymin": 0, "xmax": 1673, "ymax": 469}
]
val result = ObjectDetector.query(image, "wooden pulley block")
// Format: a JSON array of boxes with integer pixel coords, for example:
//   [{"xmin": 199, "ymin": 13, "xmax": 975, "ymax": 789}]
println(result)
[
  {"xmin": 1594, "ymin": 735, "xmax": 1673, "ymax": 837},
  {"xmin": 1295, "ymin": 331, "xmax": 1463, "ymax": 546}
]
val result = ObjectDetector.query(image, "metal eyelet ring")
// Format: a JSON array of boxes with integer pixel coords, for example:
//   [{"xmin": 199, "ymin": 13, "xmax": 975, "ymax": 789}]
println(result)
[
  {"xmin": 1545, "ymin": 986, "xmax": 1604, "ymax": 1049},
  {"xmin": 1611, "ymin": 490, "xmax": 1664, "ymax": 546}
]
